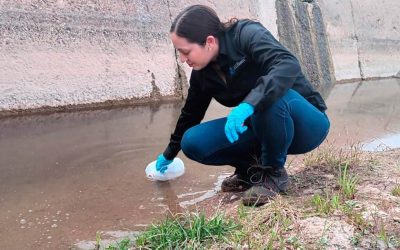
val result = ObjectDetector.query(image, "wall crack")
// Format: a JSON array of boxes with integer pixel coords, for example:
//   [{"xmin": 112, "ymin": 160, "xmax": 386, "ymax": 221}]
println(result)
[
  {"xmin": 349, "ymin": 0, "xmax": 365, "ymax": 80},
  {"xmin": 166, "ymin": 0, "xmax": 186, "ymax": 100}
]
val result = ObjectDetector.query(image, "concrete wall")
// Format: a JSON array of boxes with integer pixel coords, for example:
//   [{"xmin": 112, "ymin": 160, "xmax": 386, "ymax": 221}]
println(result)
[
  {"xmin": 318, "ymin": 0, "xmax": 400, "ymax": 81},
  {"xmin": 0, "ymin": 0, "xmax": 178, "ymax": 113},
  {"xmin": 0, "ymin": 0, "xmax": 278, "ymax": 115},
  {"xmin": 1, "ymin": 0, "xmax": 398, "ymax": 115},
  {"xmin": 276, "ymin": 0, "xmax": 335, "ymax": 98}
]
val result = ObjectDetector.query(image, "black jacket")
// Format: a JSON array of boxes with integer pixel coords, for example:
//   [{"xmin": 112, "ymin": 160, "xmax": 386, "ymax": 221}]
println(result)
[{"xmin": 163, "ymin": 20, "xmax": 327, "ymax": 159}]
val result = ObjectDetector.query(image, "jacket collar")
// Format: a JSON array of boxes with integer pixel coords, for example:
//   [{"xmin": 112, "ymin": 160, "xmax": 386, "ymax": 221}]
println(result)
[
  {"xmin": 215, "ymin": 25, "xmax": 245, "ymax": 69},
  {"xmin": 215, "ymin": 31, "xmax": 231, "ymax": 69}
]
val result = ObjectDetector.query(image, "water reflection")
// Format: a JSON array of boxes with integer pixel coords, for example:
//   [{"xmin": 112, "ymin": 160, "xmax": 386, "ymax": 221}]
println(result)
[
  {"xmin": 362, "ymin": 133, "xmax": 400, "ymax": 152},
  {"xmin": 325, "ymin": 78, "xmax": 400, "ymax": 145}
]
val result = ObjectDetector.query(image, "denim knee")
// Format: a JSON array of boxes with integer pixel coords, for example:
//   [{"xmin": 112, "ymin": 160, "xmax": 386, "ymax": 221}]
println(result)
[{"xmin": 181, "ymin": 128, "xmax": 206, "ymax": 162}]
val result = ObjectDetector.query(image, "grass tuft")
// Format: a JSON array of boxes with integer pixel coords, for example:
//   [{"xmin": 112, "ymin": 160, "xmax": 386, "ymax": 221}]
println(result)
[
  {"xmin": 391, "ymin": 184, "xmax": 400, "ymax": 197},
  {"xmin": 311, "ymin": 192, "xmax": 340, "ymax": 215},
  {"xmin": 235, "ymin": 196, "xmax": 299, "ymax": 249},
  {"xmin": 338, "ymin": 164, "xmax": 358, "ymax": 199},
  {"xmin": 135, "ymin": 210, "xmax": 240, "ymax": 249},
  {"xmin": 304, "ymin": 141, "xmax": 362, "ymax": 169}
]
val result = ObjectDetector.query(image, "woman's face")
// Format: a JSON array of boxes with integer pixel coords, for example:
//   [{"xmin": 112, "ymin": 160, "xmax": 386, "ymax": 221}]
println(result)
[{"xmin": 170, "ymin": 32, "xmax": 218, "ymax": 70}]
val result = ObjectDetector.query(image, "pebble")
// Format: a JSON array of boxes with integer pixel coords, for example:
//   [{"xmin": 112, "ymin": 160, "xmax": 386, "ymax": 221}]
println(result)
[
  {"xmin": 20, "ymin": 219, "xmax": 27, "ymax": 224},
  {"xmin": 230, "ymin": 195, "xmax": 239, "ymax": 201},
  {"xmin": 51, "ymin": 224, "xmax": 58, "ymax": 228}
]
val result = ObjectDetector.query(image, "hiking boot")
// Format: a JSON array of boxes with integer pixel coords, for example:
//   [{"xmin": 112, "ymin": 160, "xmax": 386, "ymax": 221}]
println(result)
[
  {"xmin": 242, "ymin": 166, "xmax": 289, "ymax": 206},
  {"xmin": 221, "ymin": 174, "xmax": 252, "ymax": 192}
]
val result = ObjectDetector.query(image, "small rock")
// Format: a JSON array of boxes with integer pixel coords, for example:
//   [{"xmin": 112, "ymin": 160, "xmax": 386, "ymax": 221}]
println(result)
[
  {"xmin": 20, "ymin": 219, "xmax": 27, "ymax": 224},
  {"xmin": 230, "ymin": 194, "xmax": 239, "ymax": 201},
  {"xmin": 394, "ymin": 217, "xmax": 400, "ymax": 223},
  {"xmin": 51, "ymin": 224, "xmax": 58, "ymax": 228}
]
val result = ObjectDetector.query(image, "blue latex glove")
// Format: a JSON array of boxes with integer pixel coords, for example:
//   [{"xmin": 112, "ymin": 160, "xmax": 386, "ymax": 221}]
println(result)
[
  {"xmin": 156, "ymin": 154, "xmax": 173, "ymax": 174},
  {"xmin": 224, "ymin": 102, "xmax": 255, "ymax": 143}
]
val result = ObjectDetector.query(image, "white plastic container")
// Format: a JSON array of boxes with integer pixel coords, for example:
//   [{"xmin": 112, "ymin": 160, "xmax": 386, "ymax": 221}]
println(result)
[{"xmin": 145, "ymin": 158, "xmax": 185, "ymax": 181}]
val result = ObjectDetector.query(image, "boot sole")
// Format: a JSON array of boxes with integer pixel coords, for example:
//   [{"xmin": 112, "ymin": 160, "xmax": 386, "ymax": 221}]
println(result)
[{"xmin": 221, "ymin": 184, "xmax": 252, "ymax": 193}]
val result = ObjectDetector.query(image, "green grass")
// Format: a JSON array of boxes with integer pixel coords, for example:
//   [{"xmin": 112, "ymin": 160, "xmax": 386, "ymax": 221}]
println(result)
[
  {"xmin": 391, "ymin": 184, "xmax": 400, "ymax": 197},
  {"xmin": 310, "ymin": 192, "xmax": 340, "ymax": 215},
  {"xmin": 135, "ymin": 211, "xmax": 240, "ymax": 249},
  {"xmin": 338, "ymin": 164, "xmax": 358, "ymax": 199},
  {"xmin": 105, "ymin": 239, "xmax": 132, "ymax": 250}
]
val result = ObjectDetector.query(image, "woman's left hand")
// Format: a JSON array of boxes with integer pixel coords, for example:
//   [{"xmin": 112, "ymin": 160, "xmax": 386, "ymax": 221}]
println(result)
[{"xmin": 224, "ymin": 102, "xmax": 254, "ymax": 143}]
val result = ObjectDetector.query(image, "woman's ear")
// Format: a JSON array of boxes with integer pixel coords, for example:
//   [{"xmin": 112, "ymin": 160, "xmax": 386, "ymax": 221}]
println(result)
[{"xmin": 205, "ymin": 35, "xmax": 217, "ymax": 48}]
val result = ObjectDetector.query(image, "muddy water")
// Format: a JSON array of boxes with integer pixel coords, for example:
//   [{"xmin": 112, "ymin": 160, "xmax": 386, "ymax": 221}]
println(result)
[
  {"xmin": 0, "ymin": 78, "xmax": 399, "ymax": 249},
  {"xmin": 0, "ymin": 102, "xmax": 233, "ymax": 249},
  {"xmin": 325, "ymin": 78, "xmax": 400, "ymax": 148}
]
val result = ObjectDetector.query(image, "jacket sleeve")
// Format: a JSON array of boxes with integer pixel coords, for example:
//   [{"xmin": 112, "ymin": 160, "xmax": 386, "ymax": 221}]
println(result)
[
  {"xmin": 238, "ymin": 22, "xmax": 303, "ymax": 111},
  {"xmin": 163, "ymin": 71, "xmax": 212, "ymax": 160}
]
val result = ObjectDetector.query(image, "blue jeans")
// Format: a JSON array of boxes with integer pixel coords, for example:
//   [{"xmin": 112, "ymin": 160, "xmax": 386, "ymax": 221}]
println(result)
[{"xmin": 181, "ymin": 89, "xmax": 330, "ymax": 175}]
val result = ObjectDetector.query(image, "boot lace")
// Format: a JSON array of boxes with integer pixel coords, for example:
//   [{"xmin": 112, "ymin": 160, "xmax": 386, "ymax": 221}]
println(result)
[{"xmin": 247, "ymin": 165, "xmax": 279, "ymax": 185}]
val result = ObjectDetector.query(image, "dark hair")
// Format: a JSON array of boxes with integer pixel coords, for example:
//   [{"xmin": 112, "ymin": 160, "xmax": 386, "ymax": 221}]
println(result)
[{"xmin": 170, "ymin": 5, "xmax": 226, "ymax": 45}]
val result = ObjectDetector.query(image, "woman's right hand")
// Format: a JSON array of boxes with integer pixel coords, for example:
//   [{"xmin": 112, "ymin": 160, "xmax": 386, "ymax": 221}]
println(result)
[{"xmin": 156, "ymin": 154, "xmax": 173, "ymax": 173}]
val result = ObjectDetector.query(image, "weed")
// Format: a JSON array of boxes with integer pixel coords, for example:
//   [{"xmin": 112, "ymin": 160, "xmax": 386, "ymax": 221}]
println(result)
[
  {"xmin": 391, "ymin": 184, "xmax": 400, "ymax": 197},
  {"xmin": 95, "ymin": 231, "xmax": 101, "ymax": 250},
  {"xmin": 365, "ymin": 156, "xmax": 379, "ymax": 171},
  {"xmin": 317, "ymin": 221, "xmax": 331, "ymax": 248},
  {"xmin": 348, "ymin": 212, "xmax": 369, "ymax": 231},
  {"xmin": 303, "ymin": 142, "xmax": 362, "ymax": 169},
  {"xmin": 342, "ymin": 200, "xmax": 358, "ymax": 213},
  {"xmin": 236, "ymin": 196, "xmax": 298, "ymax": 249},
  {"xmin": 311, "ymin": 192, "xmax": 340, "ymax": 215},
  {"xmin": 331, "ymin": 194, "xmax": 341, "ymax": 209},
  {"xmin": 136, "ymin": 211, "xmax": 240, "ymax": 249},
  {"xmin": 319, "ymin": 236, "xmax": 329, "ymax": 247},
  {"xmin": 237, "ymin": 203, "xmax": 248, "ymax": 220},
  {"xmin": 378, "ymin": 224, "xmax": 390, "ymax": 248},
  {"xmin": 340, "ymin": 200, "xmax": 369, "ymax": 231},
  {"xmin": 338, "ymin": 164, "xmax": 358, "ymax": 199},
  {"xmin": 105, "ymin": 239, "xmax": 132, "ymax": 250},
  {"xmin": 286, "ymin": 235, "xmax": 305, "ymax": 249},
  {"xmin": 350, "ymin": 232, "xmax": 362, "ymax": 246},
  {"xmin": 266, "ymin": 230, "xmax": 277, "ymax": 250},
  {"xmin": 311, "ymin": 194, "xmax": 332, "ymax": 214}
]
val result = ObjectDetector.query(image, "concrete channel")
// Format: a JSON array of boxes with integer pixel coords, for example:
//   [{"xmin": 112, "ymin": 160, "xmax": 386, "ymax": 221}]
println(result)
[{"xmin": 0, "ymin": 78, "xmax": 399, "ymax": 249}]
